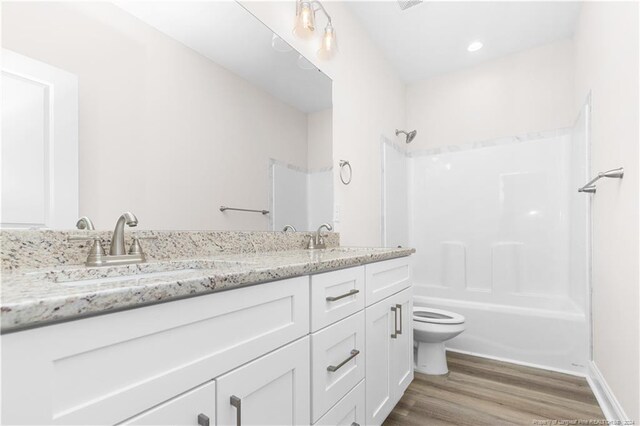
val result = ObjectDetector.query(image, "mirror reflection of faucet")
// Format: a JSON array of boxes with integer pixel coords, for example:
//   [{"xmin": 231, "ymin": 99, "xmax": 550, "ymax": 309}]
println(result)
[
  {"xmin": 69, "ymin": 212, "xmax": 154, "ymax": 267},
  {"xmin": 308, "ymin": 223, "xmax": 333, "ymax": 250}
]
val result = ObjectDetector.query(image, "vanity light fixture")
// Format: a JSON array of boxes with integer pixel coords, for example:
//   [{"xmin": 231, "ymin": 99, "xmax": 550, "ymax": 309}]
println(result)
[
  {"xmin": 297, "ymin": 54, "xmax": 316, "ymax": 70},
  {"xmin": 467, "ymin": 41, "xmax": 483, "ymax": 52},
  {"xmin": 294, "ymin": 0, "xmax": 338, "ymax": 60},
  {"xmin": 271, "ymin": 34, "xmax": 293, "ymax": 53}
]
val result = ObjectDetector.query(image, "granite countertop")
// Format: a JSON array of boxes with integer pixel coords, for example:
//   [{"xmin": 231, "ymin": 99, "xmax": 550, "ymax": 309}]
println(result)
[{"xmin": 1, "ymin": 247, "xmax": 414, "ymax": 332}]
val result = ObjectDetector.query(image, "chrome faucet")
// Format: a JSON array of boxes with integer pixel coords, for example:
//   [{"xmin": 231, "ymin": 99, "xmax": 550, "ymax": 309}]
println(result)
[
  {"xmin": 308, "ymin": 223, "xmax": 333, "ymax": 249},
  {"xmin": 283, "ymin": 225, "xmax": 297, "ymax": 232},
  {"xmin": 110, "ymin": 212, "xmax": 138, "ymax": 255}
]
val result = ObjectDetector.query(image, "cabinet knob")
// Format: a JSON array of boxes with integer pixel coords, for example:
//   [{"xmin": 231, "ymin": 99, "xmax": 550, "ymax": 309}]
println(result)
[{"xmin": 197, "ymin": 413, "xmax": 210, "ymax": 426}]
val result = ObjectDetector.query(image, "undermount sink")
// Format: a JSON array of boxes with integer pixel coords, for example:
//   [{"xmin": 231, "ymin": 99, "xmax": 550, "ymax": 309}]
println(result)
[
  {"xmin": 25, "ymin": 259, "xmax": 253, "ymax": 285},
  {"xmin": 322, "ymin": 247, "xmax": 397, "ymax": 253}
]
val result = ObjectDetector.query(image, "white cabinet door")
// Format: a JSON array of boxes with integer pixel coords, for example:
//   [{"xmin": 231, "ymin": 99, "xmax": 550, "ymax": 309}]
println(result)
[
  {"xmin": 123, "ymin": 380, "xmax": 215, "ymax": 426},
  {"xmin": 216, "ymin": 337, "xmax": 310, "ymax": 426},
  {"xmin": 314, "ymin": 380, "xmax": 365, "ymax": 426},
  {"xmin": 311, "ymin": 311, "xmax": 365, "ymax": 422},
  {"xmin": 364, "ymin": 298, "xmax": 395, "ymax": 426},
  {"xmin": 390, "ymin": 288, "xmax": 413, "ymax": 401},
  {"xmin": 365, "ymin": 287, "xmax": 414, "ymax": 426}
]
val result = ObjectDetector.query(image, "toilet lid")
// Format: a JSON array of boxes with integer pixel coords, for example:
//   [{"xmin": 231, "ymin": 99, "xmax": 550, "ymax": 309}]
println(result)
[{"xmin": 413, "ymin": 307, "xmax": 465, "ymax": 324}]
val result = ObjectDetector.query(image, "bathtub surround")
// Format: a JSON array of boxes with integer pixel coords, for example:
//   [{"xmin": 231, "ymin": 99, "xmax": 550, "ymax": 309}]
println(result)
[
  {"xmin": 383, "ymin": 128, "xmax": 589, "ymax": 374},
  {"xmin": 269, "ymin": 159, "xmax": 333, "ymax": 232}
]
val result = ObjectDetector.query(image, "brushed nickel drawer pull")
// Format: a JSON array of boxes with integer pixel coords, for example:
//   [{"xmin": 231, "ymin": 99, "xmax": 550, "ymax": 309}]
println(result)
[
  {"xmin": 391, "ymin": 306, "xmax": 398, "ymax": 339},
  {"xmin": 230, "ymin": 395, "xmax": 242, "ymax": 426},
  {"xmin": 396, "ymin": 304, "xmax": 403, "ymax": 335},
  {"xmin": 197, "ymin": 413, "xmax": 210, "ymax": 426},
  {"xmin": 327, "ymin": 349, "xmax": 360, "ymax": 372},
  {"xmin": 326, "ymin": 289, "xmax": 359, "ymax": 302}
]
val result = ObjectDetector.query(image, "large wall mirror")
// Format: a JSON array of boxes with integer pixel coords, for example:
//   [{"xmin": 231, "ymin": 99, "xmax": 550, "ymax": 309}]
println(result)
[{"xmin": 1, "ymin": 1, "xmax": 333, "ymax": 232}]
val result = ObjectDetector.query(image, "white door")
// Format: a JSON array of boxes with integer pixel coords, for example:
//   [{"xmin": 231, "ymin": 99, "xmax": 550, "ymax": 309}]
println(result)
[
  {"xmin": 390, "ymin": 288, "xmax": 414, "ymax": 401},
  {"xmin": 216, "ymin": 337, "xmax": 310, "ymax": 426},
  {"xmin": 364, "ymin": 298, "xmax": 395, "ymax": 426},
  {"xmin": 1, "ymin": 49, "xmax": 78, "ymax": 228}
]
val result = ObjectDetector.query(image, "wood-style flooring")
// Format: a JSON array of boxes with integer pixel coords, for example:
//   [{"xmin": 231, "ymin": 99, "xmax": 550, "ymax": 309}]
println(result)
[{"xmin": 384, "ymin": 351, "xmax": 604, "ymax": 426}]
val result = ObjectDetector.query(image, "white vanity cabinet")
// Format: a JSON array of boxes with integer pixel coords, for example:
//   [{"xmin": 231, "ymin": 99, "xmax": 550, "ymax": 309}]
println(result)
[
  {"xmin": 1, "ymin": 276, "xmax": 310, "ymax": 425},
  {"xmin": 364, "ymin": 272, "xmax": 413, "ymax": 426},
  {"xmin": 1, "ymin": 256, "xmax": 412, "ymax": 426}
]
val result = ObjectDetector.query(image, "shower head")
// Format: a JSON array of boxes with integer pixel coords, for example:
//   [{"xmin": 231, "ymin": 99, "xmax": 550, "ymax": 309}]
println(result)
[{"xmin": 396, "ymin": 129, "xmax": 417, "ymax": 143}]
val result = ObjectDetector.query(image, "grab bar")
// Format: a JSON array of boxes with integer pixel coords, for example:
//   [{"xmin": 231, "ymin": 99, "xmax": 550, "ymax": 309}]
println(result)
[
  {"xmin": 220, "ymin": 206, "xmax": 269, "ymax": 215},
  {"xmin": 578, "ymin": 167, "xmax": 624, "ymax": 193}
]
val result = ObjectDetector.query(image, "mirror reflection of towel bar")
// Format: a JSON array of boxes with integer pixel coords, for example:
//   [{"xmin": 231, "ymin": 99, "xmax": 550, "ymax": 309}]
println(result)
[
  {"xmin": 578, "ymin": 167, "xmax": 624, "ymax": 193},
  {"xmin": 220, "ymin": 206, "xmax": 269, "ymax": 215}
]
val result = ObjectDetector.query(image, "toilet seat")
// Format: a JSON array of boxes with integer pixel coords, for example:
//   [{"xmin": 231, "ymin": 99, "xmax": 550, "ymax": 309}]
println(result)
[{"xmin": 413, "ymin": 307, "xmax": 465, "ymax": 325}]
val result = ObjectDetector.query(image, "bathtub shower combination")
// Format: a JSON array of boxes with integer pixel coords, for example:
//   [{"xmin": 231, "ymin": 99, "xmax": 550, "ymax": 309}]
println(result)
[{"xmin": 383, "ymin": 103, "xmax": 590, "ymax": 374}]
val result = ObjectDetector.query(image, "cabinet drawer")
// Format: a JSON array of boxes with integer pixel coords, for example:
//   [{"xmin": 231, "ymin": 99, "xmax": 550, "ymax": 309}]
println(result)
[
  {"xmin": 311, "ymin": 311, "xmax": 365, "ymax": 423},
  {"xmin": 311, "ymin": 266, "xmax": 365, "ymax": 332},
  {"xmin": 365, "ymin": 257, "xmax": 412, "ymax": 306},
  {"xmin": 314, "ymin": 380, "xmax": 365, "ymax": 426},
  {"xmin": 1, "ymin": 276, "xmax": 309, "ymax": 425},
  {"xmin": 122, "ymin": 380, "xmax": 215, "ymax": 426},
  {"xmin": 216, "ymin": 337, "xmax": 310, "ymax": 426}
]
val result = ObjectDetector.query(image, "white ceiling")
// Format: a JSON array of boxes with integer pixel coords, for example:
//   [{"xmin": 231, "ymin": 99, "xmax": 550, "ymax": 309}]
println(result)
[
  {"xmin": 347, "ymin": 1, "xmax": 582, "ymax": 83},
  {"xmin": 115, "ymin": 1, "xmax": 332, "ymax": 113}
]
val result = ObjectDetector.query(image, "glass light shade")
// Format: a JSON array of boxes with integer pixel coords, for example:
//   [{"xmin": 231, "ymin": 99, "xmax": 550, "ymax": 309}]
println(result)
[
  {"xmin": 272, "ymin": 34, "xmax": 293, "ymax": 53},
  {"xmin": 293, "ymin": 1, "xmax": 315, "ymax": 39},
  {"xmin": 317, "ymin": 24, "xmax": 337, "ymax": 60},
  {"xmin": 296, "ymin": 54, "xmax": 316, "ymax": 70}
]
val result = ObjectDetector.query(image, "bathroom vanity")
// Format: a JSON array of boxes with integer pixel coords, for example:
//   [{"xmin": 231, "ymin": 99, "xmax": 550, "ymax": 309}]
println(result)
[{"xmin": 1, "ymin": 240, "xmax": 413, "ymax": 426}]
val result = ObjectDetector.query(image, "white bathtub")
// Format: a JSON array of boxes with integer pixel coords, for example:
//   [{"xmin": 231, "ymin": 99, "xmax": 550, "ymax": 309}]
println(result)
[{"xmin": 414, "ymin": 294, "xmax": 589, "ymax": 375}]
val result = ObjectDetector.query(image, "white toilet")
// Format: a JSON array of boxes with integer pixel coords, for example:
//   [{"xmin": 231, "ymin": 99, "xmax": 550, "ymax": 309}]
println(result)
[{"xmin": 413, "ymin": 307, "xmax": 465, "ymax": 375}]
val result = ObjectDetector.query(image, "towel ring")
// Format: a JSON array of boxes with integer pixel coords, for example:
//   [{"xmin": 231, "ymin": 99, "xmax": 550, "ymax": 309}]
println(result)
[{"xmin": 339, "ymin": 160, "xmax": 352, "ymax": 185}]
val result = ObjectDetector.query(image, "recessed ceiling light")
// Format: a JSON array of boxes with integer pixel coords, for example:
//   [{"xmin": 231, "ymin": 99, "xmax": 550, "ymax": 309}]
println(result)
[{"xmin": 467, "ymin": 41, "xmax": 483, "ymax": 52}]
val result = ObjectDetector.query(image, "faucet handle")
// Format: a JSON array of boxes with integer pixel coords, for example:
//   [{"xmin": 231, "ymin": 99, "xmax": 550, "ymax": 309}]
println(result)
[
  {"xmin": 128, "ymin": 236, "xmax": 155, "ymax": 257},
  {"xmin": 69, "ymin": 236, "xmax": 106, "ymax": 265},
  {"xmin": 307, "ymin": 236, "xmax": 316, "ymax": 250}
]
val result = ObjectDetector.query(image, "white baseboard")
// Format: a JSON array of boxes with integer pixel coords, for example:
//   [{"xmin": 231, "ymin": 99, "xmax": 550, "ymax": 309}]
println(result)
[
  {"xmin": 586, "ymin": 361, "xmax": 629, "ymax": 422},
  {"xmin": 445, "ymin": 348, "xmax": 587, "ymax": 378}
]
